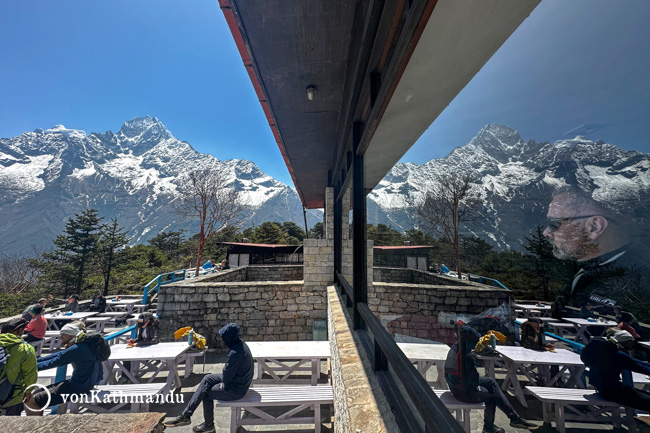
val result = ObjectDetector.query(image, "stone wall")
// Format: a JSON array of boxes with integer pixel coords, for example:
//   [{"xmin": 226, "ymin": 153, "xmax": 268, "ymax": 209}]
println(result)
[
  {"xmin": 327, "ymin": 286, "xmax": 399, "ymax": 433},
  {"xmin": 203, "ymin": 267, "xmax": 246, "ymax": 282},
  {"xmin": 374, "ymin": 267, "xmax": 468, "ymax": 286},
  {"xmin": 158, "ymin": 280, "xmax": 326, "ymax": 349},
  {"xmin": 370, "ymin": 282, "xmax": 512, "ymax": 345},
  {"xmin": 244, "ymin": 265, "xmax": 303, "ymax": 281}
]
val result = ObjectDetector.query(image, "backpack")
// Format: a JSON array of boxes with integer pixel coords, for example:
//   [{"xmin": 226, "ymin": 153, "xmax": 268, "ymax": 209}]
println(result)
[
  {"xmin": 82, "ymin": 331, "xmax": 111, "ymax": 362},
  {"xmin": 521, "ymin": 318, "xmax": 545, "ymax": 350},
  {"xmin": 0, "ymin": 342, "xmax": 29, "ymax": 406}
]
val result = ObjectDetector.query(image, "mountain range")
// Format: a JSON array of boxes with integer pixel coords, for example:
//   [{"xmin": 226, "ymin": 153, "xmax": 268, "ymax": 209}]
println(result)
[
  {"xmin": 0, "ymin": 116, "xmax": 321, "ymax": 253},
  {"xmin": 1, "ymin": 118, "xmax": 648, "ymax": 253},
  {"xmin": 369, "ymin": 123, "xmax": 650, "ymax": 249}
]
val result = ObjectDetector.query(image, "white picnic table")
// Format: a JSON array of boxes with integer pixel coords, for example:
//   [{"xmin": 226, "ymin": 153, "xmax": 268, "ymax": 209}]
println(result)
[
  {"xmin": 486, "ymin": 346, "xmax": 585, "ymax": 407},
  {"xmin": 84, "ymin": 316, "xmax": 110, "ymax": 333},
  {"xmin": 104, "ymin": 342, "xmax": 191, "ymax": 395},
  {"xmin": 513, "ymin": 303, "xmax": 552, "ymax": 318},
  {"xmin": 562, "ymin": 318, "xmax": 618, "ymax": 344},
  {"xmin": 397, "ymin": 342, "xmax": 450, "ymax": 389},
  {"xmin": 247, "ymin": 341, "xmax": 331, "ymax": 386},
  {"xmin": 37, "ymin": 364, "xmax": 74, "ymax": 384},
  {"xmin": 547, "ymin": 322, "xmax": 577, "ymax": 338},
  {"xmin": 105, "ymin": 299, "xmax": 140, "ymax": 314},
  {"xmin": 43, "ymin": 312, "xmax": 98, "ymax": 330}
]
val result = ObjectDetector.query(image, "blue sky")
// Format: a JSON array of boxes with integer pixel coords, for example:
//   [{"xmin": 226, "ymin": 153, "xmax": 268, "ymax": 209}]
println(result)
[{"xmin": 1, "ymin": 1, "xmax": 648, "ymax": 186}]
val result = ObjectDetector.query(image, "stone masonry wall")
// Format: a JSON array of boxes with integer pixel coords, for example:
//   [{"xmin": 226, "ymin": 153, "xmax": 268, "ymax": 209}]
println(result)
[
  {"xmin": 374, "ymin": 267, "xmax": 468, "ymax": 286},
  {"xmin": 370, "ymin": 282, "xmax": 512, "ymax": 345},
  {"xmin": 245, "ymin": 265, "xmax": 303, "ymax": 281},
  {"xmin": 158, "ymin": 280, "xmax": 326, "ymax": 349},
  {"xmin": 328, "ymin": 286, "xmax": 399, "ymax": 433}
]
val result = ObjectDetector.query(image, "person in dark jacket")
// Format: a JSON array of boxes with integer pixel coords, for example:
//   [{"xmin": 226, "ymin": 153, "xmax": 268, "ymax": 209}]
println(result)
[
  {"xmin": 88, "ymin": 291, "xmax": 106, "ymax": 313},
  {"xmin": 28, "ymin": 323, "xmax": 104, "ymax": 414},
  {"xmin": 21, "ymin": 298, "xmax": 49, "ymax": 322},
  {"xmin": 64, "ymin": 294, "xmax": 79, "ymax": 313},
  {"xmin": 444, "ymin": 326, "xmax": 536, "ymax": 433},
  {"xmin": 551, "ymin": 296, "xmax": 567, "ymax": 320},
  {"xmin": 581, "ymin": 329, "xmax": 650, "ymax": 411},
  {"xmin": 580, "ymin": 301, "xmax": 598, "ymax": 319},
  {"xmin": 164, "ymin": 323, "xmax": 254, "ymax": 433}
]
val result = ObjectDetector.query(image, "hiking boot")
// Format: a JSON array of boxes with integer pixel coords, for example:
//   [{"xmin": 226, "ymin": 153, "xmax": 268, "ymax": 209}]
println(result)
[
  {"xmin": 510, "ymin": 417, "xmax": 539, "ymax": 429},
  {"xmin": 163, "ymin": 414, "xmax": 191, "ymax": 428},
  {"xmin": 482, "ymin": 425, "xmax": 505, "ymax": 433},
  {"xmin": 192, "ymin": 422, "xmax": 216, "ymax": 433}
]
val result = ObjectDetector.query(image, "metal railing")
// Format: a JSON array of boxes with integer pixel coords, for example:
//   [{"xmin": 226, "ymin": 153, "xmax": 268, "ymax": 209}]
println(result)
[
  {"xmin": 142, "ymin": 269, "xmax": 186, "ymax": 305},
  {"xmin": 466, "ymin": 273, "xmax": 509, "ymax": 290},
  {"xmin": 335, "ymin": 272, "xmax": 464, "ymax": 433}
]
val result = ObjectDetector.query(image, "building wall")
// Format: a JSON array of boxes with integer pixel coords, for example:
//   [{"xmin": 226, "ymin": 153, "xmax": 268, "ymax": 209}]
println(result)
[
  {"xmin": 370, "ymin": 282, "xmax": 512, "ymax": 345},
  {"xmin": 157, "ymin": 280, "xmax": 325, "ymax": 349},
  {"xmin": 374, "ymin": 266, "xmax": 468, "ymax": 286},
  {"xmin": 245, "ymin": 265, "xmax": 303, "ymax": 281}
]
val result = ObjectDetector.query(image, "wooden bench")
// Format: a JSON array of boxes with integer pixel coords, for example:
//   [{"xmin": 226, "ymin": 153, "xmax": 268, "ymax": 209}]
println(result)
[
  {"xmin": 68, "ymin": 383, "xmax": 166, "ymax": 414},
  {"xmin": 27, "ymin": 339, "xmax": 44, "ymax": 357},
  {"xmin": 526, "ymin": 386, "xmax": 638, "ymax": 433},
  {"xmin": 217, "ymin": 385, "xmax": 333, "ymax": 433},
  {"xmin": 433, "ymin": 389, "xmax": 484, "ymax": 433},
  {"xmin": 85, "ymin": 317, "xmax": 110, "ymax": 333}
]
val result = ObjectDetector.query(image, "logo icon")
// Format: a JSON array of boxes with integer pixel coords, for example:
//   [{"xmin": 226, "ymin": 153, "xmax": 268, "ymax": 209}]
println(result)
[{"xmin": 23, "ymin": 383, "xmax": 50, "ymax": 412}]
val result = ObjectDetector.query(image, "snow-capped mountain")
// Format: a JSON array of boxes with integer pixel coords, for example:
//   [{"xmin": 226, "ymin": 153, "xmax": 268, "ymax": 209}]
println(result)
[
  {"xmin": 0, "ymin": 116, "xmax": 321, "ymax": 252},
  {"xmin": 368, "ymin": 124, "xmax": 650, "ymax": 250}
]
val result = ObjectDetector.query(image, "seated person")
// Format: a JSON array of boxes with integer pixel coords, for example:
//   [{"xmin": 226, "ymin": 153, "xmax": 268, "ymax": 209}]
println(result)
[
  {"xmin": 164, "ymin": 323, "xmax": 254, "ymax": 433},
  {"xmin": 21, "ymin": 297, "xmax": 49, "ymax": 322},
  {"xmin": 581, "ymin": 328, "xmax": 650, "ymax": 411},
  {"xmin": 118, "ymin": 313, "xmax": 161, "ymax": 383},
  {"xmin": 202, "ymin": 260, "xmax": 213, "ymax": 270},
  {"xmin": 88, "ymin": 290, "xmax": 107, "ymax": 313},
  {"xmin": 440, "ymin": 263, "xmax": 450, "ymax": 274},
  {"xmin": 30, "ymin": 323, "xmax": 108, "ymax": 414},
  {"xmin": 551, "ymin": 296, "xmax": 567, "ymax": 320},
  {"xmin": 23, "ymin": 305, "xmax": 47, "ymax": 343},
  {"xmin": 129, "ymin": 312, "xmax": 160, "ymax": 347},
  {"xmin": 60, "ymin": 294, "xmax": 79, "ymax": 313},
  {"xmin": 0, "ymin": 318, "xmax": 37, "ymax": 416},
  {"xmin": 617, "ymin": 312, "xmax": 641, "ymax": 339},
  {"xmin": 220, "ymin": 259, "xmax": 230, "ymax": 270},
  {"xmin": 444, "ymin": 326, "xmax": 536, "ymax": 433},
  {"xmin": 580, "ymin": 301, "xmax": 598, "ymax": 319}
]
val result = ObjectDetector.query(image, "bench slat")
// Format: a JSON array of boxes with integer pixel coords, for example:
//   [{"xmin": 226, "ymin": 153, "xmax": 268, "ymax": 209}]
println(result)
[
  {"xmin": 217, "ymin": 386, "xmax": 333, "ymax": 406},
  {"xmin": 526, "ymin": 386, "xmax": 619, "ymax": 405}
]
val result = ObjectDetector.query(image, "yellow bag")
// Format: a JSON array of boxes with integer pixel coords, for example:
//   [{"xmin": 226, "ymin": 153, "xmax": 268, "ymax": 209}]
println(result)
[
  {"xmin": 174, "ymin": 326, "xmax": 207, "ymax": 350},
  {"xmin": 474, "ymin": 330, "xmax": 506, "ymax": 353}
]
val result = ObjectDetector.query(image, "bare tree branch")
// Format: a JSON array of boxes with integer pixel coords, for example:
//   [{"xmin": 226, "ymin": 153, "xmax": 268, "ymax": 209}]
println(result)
[
  {"xmin": 175, "ymin": 165, "xmax": 247, "ymax": 275},
  {"xmin": 415, "ymin": 171, "xmax": 481, "ymax": 277}
]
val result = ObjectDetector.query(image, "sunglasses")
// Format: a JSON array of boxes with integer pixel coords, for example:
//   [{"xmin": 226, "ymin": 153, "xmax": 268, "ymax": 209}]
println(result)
[{"xmin": 546, "ymin": 214, "xmax": 602, "ymax": 232}]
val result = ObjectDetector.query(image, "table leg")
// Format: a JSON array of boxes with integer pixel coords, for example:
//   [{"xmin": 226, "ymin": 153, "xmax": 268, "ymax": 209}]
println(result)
[
  {"xmin": 164, "ymin": 359, "xmax": 181, "ymax": 395},
  {"xmin": 311, "ymin": 359, "xmax": 317, "ymax": 386},
  {"xmin": 502, "ymin": 360, "xmax": 528, "ymax": 408}
]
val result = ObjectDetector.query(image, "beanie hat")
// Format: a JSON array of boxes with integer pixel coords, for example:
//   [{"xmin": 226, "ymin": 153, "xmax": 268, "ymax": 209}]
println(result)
[
  {"xmin": 60, "ymin": 323, "xmax": 82, "ymax": 337},
  {"xmin": 31, "ymin": 305, "xmax": 43, "ymax": 315},
  {"xmin": 621, "ymin": 312, "xmax": 634, "ymax": 323}
]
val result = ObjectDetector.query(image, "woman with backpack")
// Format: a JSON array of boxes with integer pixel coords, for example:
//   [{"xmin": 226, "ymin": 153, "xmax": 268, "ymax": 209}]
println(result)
[
  {"xmin": 28, "ymin": 322, "xmax": 110, "ymax": 414},
  {"xmin": 0, "ymin": 318, "xmax": 37, "ymax": 416}
]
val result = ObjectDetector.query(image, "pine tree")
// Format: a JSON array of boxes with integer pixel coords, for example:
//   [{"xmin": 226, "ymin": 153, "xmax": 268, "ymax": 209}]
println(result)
[
  {"xmin": 524, "ymin": 225, "xmax": 554, "ymax": 300},
  {"xmin": 42, "ymin": 208, "xmax": 103, "ymax": 293},
  {"xmin": 98, "ymin": 218, "xmax": 128, "ymax": 296}
]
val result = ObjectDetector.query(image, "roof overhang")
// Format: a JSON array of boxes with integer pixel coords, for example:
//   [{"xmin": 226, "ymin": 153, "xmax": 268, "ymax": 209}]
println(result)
[{"xmin": 219, "ymin": 0, "xmax": 540, "ymax": 208}]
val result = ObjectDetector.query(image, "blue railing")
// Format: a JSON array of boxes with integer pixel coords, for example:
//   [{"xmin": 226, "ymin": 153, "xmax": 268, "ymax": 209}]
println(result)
[
  {"xmin": 142, "ymin": 269, "xmax": 186, "ymax": 305},
  {"xmin": 467, "ymin": 273, "xmax": 509, "ymax": 290}
]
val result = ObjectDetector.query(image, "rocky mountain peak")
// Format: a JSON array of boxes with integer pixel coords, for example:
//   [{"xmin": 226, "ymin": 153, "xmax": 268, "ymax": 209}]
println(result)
[
  {"xmin": 119, "ymin": 116, "xmax": 172, "ymax": 139},
  {"xmin": 467, "ymin": 124, "xmax": 525, "ymax": 160}
]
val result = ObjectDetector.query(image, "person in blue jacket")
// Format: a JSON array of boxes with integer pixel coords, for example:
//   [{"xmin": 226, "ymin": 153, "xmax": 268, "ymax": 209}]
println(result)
[
  {"xmin": 581, "ymin": 328, "xmax": 650, "ymax": 411},
  {"xmin": 164, "ymin": 323, "xmax": 254, "ymax": 433},
  {"xmin": 28, "ymin": 323, "xmax": 104, "ymax": 413},
  {"xmin": 440, "ymin": 264, "xmax": 450, "ymax": 274}
]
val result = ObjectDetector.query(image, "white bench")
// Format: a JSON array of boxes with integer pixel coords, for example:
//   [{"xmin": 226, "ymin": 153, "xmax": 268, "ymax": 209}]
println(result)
[
  {"xmin": 68, "ymin": 383, "xmax": 166, "ymax": 414},
  {"xmin": 27, "ymin": 339, "xmax": 44, "ymax": 357},
  {"xmin": 526, "ymin": 386, "xmax": 638, "ymax": 433},
  {"xmin": 433, "ymin": 389, "xmax": 484, "ymax": 433},
  {"xmin": 217, "ymin": 385, "xmax": 333, "ymax": 433},
  {"xmin": 180, "ymin": 348, "xmax": 208, "ymax": 378}
]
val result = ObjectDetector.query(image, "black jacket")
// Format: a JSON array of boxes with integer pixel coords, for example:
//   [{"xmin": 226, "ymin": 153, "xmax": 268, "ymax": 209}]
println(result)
[
  {"xmin": 135, "ymin": 321, "xmax": 160, "ymax": 346},
  {"xmin": 89, "ymin": 296, "xmax": 106, "ymax": 313},
  {"xmin": 220, "ymin": 323, "xmax": 254, "ymax": 396},
  {"xmin": 581, "ymin": 337, "xmax": 650, "ymax": 396}
]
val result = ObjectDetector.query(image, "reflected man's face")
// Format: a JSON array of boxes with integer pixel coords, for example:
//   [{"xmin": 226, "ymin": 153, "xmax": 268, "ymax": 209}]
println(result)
[{"xmin": 543, "ymin": 193, "xmax": 601, "ymax": 260}]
